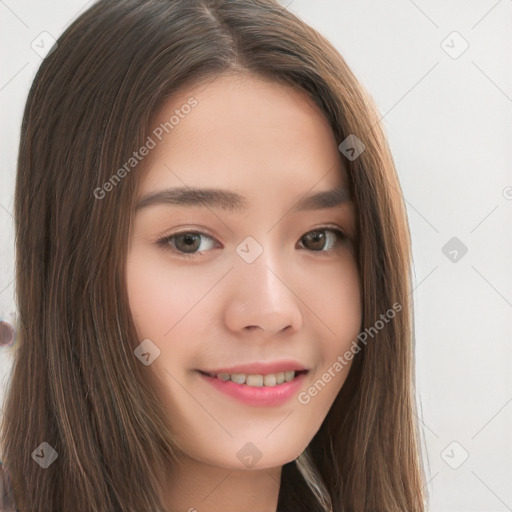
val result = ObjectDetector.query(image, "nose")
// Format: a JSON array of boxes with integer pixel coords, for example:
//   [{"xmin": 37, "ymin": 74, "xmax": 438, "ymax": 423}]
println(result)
[{"xmin": 223, "ymin": 243, "xmax": 303, "ymax": 338}]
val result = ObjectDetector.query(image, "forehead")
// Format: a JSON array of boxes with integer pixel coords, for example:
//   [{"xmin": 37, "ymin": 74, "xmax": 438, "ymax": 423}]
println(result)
[{"xmin": 138, "ymin": 72, "xmax": 349, "ymax": 198}]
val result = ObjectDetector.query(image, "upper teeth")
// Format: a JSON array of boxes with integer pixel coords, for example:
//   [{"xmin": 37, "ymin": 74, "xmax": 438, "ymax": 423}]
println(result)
[{"xmin": 216, "ymin": 371, "xmax": 297, "ymax": 386}]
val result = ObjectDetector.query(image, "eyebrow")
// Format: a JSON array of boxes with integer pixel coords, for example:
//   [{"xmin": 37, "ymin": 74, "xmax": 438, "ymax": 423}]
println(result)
[{"xmin": 135, "ymin": 186, "xmax": 351, "ymax": 213}]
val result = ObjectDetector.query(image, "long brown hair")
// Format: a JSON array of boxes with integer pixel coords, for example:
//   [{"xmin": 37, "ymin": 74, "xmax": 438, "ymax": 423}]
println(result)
[{"xmin": 2, "ymin": 0, "xmax": 426, "ymax": 510}]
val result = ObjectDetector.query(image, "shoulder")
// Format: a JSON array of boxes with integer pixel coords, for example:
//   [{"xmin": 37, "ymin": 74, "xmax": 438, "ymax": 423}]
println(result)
[{"xmin": 0, "ymin": 462, "xmax": 17, "ymax": 512}]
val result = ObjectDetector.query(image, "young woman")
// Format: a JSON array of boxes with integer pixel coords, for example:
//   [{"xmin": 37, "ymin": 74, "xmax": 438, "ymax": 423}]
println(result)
[{"xmin": 1, "ymin": 0, "xmax": 427, "ymax": 510}]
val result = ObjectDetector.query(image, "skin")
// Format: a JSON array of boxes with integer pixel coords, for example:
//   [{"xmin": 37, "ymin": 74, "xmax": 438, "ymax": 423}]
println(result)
[{"xmin": 126, "ymin": 72, "xmax": 362, "ymax": 512}]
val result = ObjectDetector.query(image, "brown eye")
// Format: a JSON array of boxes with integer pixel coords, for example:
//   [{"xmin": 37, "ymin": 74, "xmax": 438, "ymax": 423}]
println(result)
[
  {"xmin": 299, "ymin": 228, "xmax": 344, "ymax": 252},
  {"xmin": 174, "ymin": 233, "xmax": 202, "ymax": 253},
  {"xmin": 156, "ymin": 231, "xmax": 218, "ymax": 257}
]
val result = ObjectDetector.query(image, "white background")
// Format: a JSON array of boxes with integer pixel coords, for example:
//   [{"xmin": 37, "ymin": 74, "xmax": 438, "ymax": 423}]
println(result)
[{"xmin": 1, "ymin": 1, "xmax": 511, "ymax": 510}]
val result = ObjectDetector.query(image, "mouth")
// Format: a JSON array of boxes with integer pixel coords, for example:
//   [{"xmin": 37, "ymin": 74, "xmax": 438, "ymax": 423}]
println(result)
[
  {"xmin": 196, "ymin": 368, "xmax": 309, "ymax": 407},
  {"xmin": 196, "ymin": 369, "xmax": 309, "ymax": 387}
]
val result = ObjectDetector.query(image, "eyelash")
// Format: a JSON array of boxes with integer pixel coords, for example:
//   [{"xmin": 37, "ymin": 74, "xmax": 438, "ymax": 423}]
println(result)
[{"xmin": 155, "ymin": 226, "xmax": 346, "ymax": 260}]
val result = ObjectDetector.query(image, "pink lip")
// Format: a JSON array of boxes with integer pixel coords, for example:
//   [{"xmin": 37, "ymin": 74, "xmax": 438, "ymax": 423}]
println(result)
[
  {"xmin": 198, "ymin": 371, "xmax": 308, "ymax": 407},
  {"xmin": 199, "ymin": 360, "xmax": 308, "ymax": 375}
]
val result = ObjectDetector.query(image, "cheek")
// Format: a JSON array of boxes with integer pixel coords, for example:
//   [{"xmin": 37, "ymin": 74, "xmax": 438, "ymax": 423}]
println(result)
[
  {"xmin": 301, "ymin": 256, "xmax": 361, "ymax": 395},
  {"xmin": 126, "ymin": 249, "xmax": 211, "ymax": 339},
  {"xmin": 292, "ymin": 263, "xmax": 360, "ymax": 427},
  {"xmin": 298, "ymin": 255, "xmax": 362, "ymax": 348},
  {"xmin": 126, "ymin": 258, "xmax": 173, "ymax": 338}
]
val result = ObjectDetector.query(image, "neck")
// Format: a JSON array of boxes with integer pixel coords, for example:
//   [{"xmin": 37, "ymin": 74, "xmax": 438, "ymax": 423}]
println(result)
[{"xmin": 159, "ymin": 456, "xmax": 282, "ymax": 512}]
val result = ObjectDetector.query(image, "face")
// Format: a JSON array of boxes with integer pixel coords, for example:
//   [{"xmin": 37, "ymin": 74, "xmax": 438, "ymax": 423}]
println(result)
[{"xmin": 126, "ymin": 73, "xmax": 362, "ymax": 470}]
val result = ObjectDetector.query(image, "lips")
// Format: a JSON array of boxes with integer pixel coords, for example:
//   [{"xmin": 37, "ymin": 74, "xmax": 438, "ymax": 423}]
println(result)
[{"xmin": 198, "ymin": 367, "xmax": 308, "ymax": 406}]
